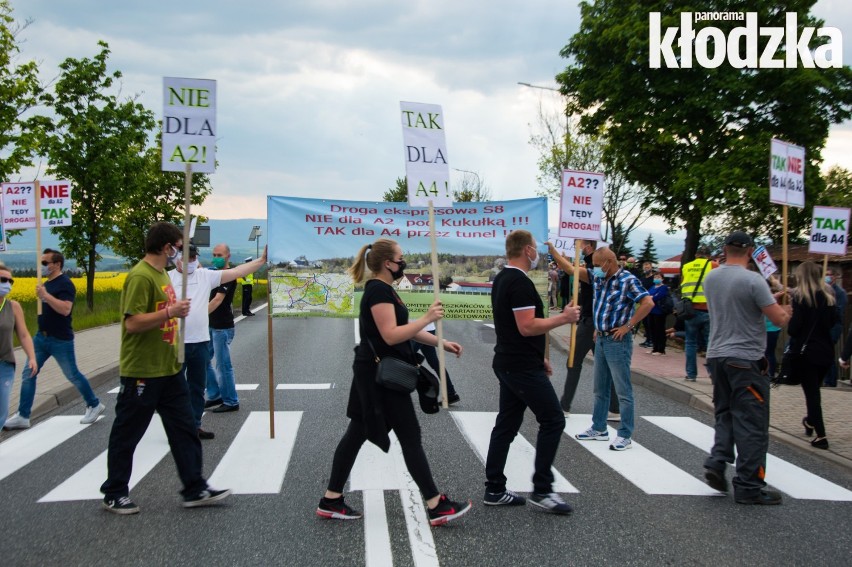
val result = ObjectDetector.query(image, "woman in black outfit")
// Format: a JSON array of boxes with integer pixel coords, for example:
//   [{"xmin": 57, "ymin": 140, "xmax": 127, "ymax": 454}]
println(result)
[
  {"xmin": 788, "ymin": 261, "xmax": 839, "ymax": 450},
  {"xmin": 316, "ymin": 238, "xmax": 472, "ymax": 526}
]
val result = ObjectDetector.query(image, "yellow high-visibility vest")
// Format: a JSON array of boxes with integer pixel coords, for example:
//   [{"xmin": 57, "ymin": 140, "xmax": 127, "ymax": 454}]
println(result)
[
  {"xmin": 238, "ymin": 273, "xmax": 255, "ymax": 286},
  {"xmin": 680, "ymin": 258, "xmax": 712, "ymax": 303}
]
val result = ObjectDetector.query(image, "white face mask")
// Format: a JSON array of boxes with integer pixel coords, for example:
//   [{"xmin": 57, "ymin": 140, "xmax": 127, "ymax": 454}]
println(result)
[
  {"xmin": 0, "ymin": 282, "xmax": 11, "ymax": 296},
  {"xmin": 526, "ymin": 245, "xmax": 539, "ymax": 270},
  {"xmin": 185, "ymin": 260, "xmax": 199, "ymax": 275},
  {"xmin": 41, "ymin": 265, "xmax": 52, "ymax": 277}
]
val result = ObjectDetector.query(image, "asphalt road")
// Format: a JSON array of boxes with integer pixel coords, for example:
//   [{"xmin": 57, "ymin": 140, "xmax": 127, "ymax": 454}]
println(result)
[{"xmin": 1, "ymin": 316, "xmax": 851, "ymax": 566}]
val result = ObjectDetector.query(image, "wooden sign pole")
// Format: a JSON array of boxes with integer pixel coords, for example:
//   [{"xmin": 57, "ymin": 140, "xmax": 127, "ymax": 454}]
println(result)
[
  {"xmin": 178, "ymin": 164, "xmax": 192, "ymax": 364},
  {"xmin": 782, "ymin": 205, "xmax": 789, "ymax": 303},
  {"xmin": 428, "ymin": 200, "xmax": 448, "ymax": 409},
  {"xmin": 35, "ymin": 180, "xmax": 42, "ymax": 316},
  {"xmin": 568, "ymin": 240, "xmax": 582, "ymax": 367},
  {"xmin": 267, "ymin": 276, "xmax": 275, "ymax": 438}
]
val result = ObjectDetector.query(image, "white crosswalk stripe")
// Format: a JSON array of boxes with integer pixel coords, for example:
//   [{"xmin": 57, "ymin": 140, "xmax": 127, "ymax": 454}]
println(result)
[
  {"xmin": 644, "ymin": 416, "xmax": 852, "ymax": 501},
  {"xmin": 451, "ymin": 411, "xmax": 577, "ymax": 493},
  {"xmin": 0, "ymin": 416, "xmax": 99, "ymax": 483},
  {"xmin": 207, "ymin": 411, "xmax": 302, "ymax": 494},
  {"xmin": 564, "ymin": 415, "xmax": 721, "ymax": 496},
  {"xmin": 40, "ymin": 415, "xmax": 169, "ymax": 502}
]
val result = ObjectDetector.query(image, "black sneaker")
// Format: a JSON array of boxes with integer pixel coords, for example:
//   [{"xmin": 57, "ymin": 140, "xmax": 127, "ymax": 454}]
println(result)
[
  {"xmin": 529, "ymin": 492, "xmax": 573, "ymax": 515},
  {"xmin": 735, "ymin": 489, "xmax": 783, "ymax": 506},
  {"xmin": 447, "ymin": 393, "xmax": 461, "ymax": 406},
  {"xmin": 204, "ymin": 398, "xmax": 223, "ymax": 409},
  {"xmin": 211, "ymin": 404, "xmax": 239, "ymax": 413},
  {"xmin": 428, "ymin": 494, "xmax": 472, "ymax": 526},
  {"xmin": 316, "ymin": 496, "xmax": 363, "ymax": 520},
  {"xmin": 704, "ymin": 467, "xmax": 728, "ymax": 492},
  {"xmin": 198, "ymin": 428, "xmax": 215, "ymax": 440},
  {"xmin": 182, "ymin": 488, "xmax": 231, "ymax": 508},
  {"xmin": 483, "ymin": 489, "xmax": 526, "ymax": 506},
  {"xmin": 102, "ymin": 495, "xmax": 140, "ymax": 515}
]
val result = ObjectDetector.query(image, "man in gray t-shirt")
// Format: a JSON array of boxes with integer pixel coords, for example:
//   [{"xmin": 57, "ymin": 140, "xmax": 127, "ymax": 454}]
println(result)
[{"xmin": 702, "ymin": 231, "xmax": 790, "ymax": 506}]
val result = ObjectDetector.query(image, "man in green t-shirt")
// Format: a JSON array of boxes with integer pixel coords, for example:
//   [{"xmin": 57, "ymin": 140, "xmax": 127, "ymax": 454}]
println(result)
[{"xmin": 100, "ymin": 222, "xmax": 231, "ymax": 515}]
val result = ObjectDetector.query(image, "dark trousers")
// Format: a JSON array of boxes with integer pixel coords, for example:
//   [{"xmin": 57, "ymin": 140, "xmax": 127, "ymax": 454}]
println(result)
[
  {"xmin": 648, "ymin": 313, "xmax": 667, "ymax": 354},
  {"xmin": 183, "ymin": 341, "xmax": 211, "ymax": 429},
  {"xmin": 101, "ymin": 373, "xmax": 207, "ymax": 499},
  {"xmin": 798, "ymin": 360, "xmax": 830, "ymax": 438},
  {"xmin": 704, "ymin": 357, "xmax": 769, "ymax": 499},
  {"xmin": 486, "ymin": 367, "xmax": 565, "ymax": 495},
  {"xmin": 242, "ymin": 284, "xmax": 253, "ymax": 315},
  {"xmin": 764, "ymin": 330, "xmax": 780, "ymax": 377},
  {"xmin": 328, "ymin": 390, "xmax": 438, "ymax": 500},
  {"xmin": 561, "ymin": 318, "xmax": 619, "ymax": 414}
]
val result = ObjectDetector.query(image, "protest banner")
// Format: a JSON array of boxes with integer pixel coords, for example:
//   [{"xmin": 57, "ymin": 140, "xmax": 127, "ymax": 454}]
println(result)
[
  {"xmin": 400, "ymin": 101, "xmax": 452, "ymax": 207},
  {"xmin": 266, "ymin": 196, "xmax": 547, "ymax": 320},
  {"xmin": 769, "ymin": 138, "xmax": 805, "ymax": 208},
  {"xmin": 751, "ymin": 245, "xmax": 778, "ymax": 279},
  {"xmin": 808, "ymin": 206, "xmax": 850, "ymax": 256},
  {"xmin": 2, "ymin": 181, "xmax": 73, "ymax": 230}
]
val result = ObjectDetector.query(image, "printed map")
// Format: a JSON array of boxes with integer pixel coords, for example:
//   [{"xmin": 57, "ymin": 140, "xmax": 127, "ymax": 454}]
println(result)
[{"xmin": 269, "ymin": 272, "xmax": 355, "ymax": 317}]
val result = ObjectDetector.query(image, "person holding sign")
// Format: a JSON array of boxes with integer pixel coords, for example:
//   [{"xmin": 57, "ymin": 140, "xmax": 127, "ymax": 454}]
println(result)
[
  {"xmin": 570, "ymin": 248, "xmax": 653, "ymax": 451},
  {"xmin": 5, "ymin": 249, "xmax": 105, "ymax": 429},
  {"xmin": 484, "ymin": 230, "xmax": 580, "ymax": 514},
  {"xmin": 100, "ymin": 222, "xmax": 230, "ymax": 514},
  {"xmin": 317, "ymin": 238, "xmax": 471, "ymax": 526}
]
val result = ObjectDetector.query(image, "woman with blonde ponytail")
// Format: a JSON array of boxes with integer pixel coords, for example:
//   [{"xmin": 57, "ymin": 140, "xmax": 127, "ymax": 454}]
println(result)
[{"xmin": 317, "ymin": 239, "xmax": 472, "ymax": 526}]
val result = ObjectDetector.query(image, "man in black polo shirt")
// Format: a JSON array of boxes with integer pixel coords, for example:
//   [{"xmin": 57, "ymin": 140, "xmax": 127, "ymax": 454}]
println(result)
[
  {"xmin": 5, "ymin": 249, "xmax": 104, "ymax": 429},
  {"xmin": 205, "ymin": 243, "xmax": 240, "ymax": 412},
  {"xmin": 483, "ymin": 230, "xmax": 580, "ymax": 514}
]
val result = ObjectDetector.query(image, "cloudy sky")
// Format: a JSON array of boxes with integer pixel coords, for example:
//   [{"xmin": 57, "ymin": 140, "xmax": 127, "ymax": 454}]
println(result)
[{"xmin": 16, "ymin": 0, "xmax": 852, "ymax": 233}]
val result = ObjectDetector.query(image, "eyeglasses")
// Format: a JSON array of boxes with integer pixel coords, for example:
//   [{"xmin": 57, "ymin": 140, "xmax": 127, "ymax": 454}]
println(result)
[
  {"xmin": 0, "ymin": 277, "xmax": 13, "ymax": 284},
  {"xmin": 41, "ymin": 261, "xmax": 53, "ymax": 266}
]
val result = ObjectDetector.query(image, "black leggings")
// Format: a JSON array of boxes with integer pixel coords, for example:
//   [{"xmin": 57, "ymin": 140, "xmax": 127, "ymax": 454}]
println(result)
[
  {"xmin": 327, "ymin": 391, "xmax": 439, "ymax": 500},
  {"xmin": 799, "ymin": 361, "xmax": 830, "ymax": 438}
]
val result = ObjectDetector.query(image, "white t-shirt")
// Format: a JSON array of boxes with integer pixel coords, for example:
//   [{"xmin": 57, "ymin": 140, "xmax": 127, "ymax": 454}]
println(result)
[{"xmin": 168, "ymin": 267, "xmax": 223, "ymax": 343}]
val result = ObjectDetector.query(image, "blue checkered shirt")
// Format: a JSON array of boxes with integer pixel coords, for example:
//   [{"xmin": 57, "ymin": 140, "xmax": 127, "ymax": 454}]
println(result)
[{"xmin": 592, "ymin": 268, "xmax": 649, "ymax": 332}]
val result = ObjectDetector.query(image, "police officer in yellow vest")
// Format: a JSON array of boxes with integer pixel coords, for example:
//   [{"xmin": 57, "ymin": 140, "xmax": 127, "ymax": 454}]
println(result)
[
  {"xmin": 238, "ymin": 257, "xmax": 255, "ymax": 316},
  {"xmin": 681, "ymin": 248, "xmax": 715, "ymax": 381}
]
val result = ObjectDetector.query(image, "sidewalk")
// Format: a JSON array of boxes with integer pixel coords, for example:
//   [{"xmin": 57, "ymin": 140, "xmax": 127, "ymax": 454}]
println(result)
[{"xmin": 548, "ymin": 319, "xmax": 852, "ymax": 473}]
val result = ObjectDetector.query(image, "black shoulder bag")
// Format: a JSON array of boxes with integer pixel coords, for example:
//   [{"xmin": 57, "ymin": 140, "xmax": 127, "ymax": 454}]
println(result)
[
  {"xmin": 675, "ymin": 260, "xmax": 710, "ymax": 323},
  {"xmin": 363, "ymin": 335, "xmax": 420, "ymax": 394}
]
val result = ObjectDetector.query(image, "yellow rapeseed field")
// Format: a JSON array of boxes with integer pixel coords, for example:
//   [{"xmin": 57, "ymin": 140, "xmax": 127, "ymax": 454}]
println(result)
[{"xmin": 9, "ymin": 272, "xmax": 127, "ymax": 302}]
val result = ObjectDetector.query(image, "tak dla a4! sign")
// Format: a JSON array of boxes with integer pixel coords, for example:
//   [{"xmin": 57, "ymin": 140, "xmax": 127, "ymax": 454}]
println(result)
[
  {"xmin": 809, "ymin": 206, "xmax": 850, "ymax": 256},
  {"xmin": 162, "ymin": 77, "xmax": 216, "ymax": 174},
  {"xmin": 400, "ymin": 101, "xmax": 452, "ymax": 207}
]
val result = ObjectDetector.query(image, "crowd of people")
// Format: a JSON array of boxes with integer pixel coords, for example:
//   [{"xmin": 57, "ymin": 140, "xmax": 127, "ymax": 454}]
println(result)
[{"xmin": 2, "ymin": 224, "xmax": 848, "ymax": 521}]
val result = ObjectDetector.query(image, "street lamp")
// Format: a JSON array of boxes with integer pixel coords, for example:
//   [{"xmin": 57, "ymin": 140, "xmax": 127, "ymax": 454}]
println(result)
[{"xmin": 248, "ymin": 225, "xmax": 262, "ymax": 260}]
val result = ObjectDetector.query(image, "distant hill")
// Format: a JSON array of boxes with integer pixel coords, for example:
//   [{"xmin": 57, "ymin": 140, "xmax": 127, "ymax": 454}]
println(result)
[{"xmin": 0, "ymin": 219, "xmax": 267, "ymax": 271}]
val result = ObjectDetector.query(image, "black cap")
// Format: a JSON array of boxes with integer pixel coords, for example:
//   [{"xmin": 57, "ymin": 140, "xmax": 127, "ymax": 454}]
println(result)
[
  {"xmin": 188, "ymin": 244, "xmax": 199, "ymax": 258},
  {"xmin": 724, "ymin": 231, "xmax": 754, "ymax": 248}
]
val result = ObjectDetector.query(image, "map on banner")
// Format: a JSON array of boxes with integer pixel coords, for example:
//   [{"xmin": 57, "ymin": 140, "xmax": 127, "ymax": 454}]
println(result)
[
  {"xmin": 266, "ymin": 196, "xmax": 550, "ymax": 319},
  {"xmin": 270, "ymin": 273, "xmax": 354, "ymax": 316}
]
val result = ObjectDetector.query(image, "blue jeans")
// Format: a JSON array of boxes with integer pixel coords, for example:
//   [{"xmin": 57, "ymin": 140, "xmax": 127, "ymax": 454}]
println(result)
[
  {"xmin": 183, "ymin": 341, "xmax": 211, "ymax": 428},
  {"xmin": 485, "ymin": 367, "xmax": 565, "ymax": 495},
  {"xmin": 685, "ymin": 310, "xmax": 711, "ymax": 379},
  {"xmin": 18, "ymin": 333, "xmax": 99, "ymax": 418},
  {"xmin": 0, "ymin": 361, "xmax": 14, "ymax": 426},
  {"xmin": 592, "ymin": 335, "xmax": 635, "ymax": 438},
  {"xmin": 206, "ymin": 328, "xmax": 238, "ymax": 406}
]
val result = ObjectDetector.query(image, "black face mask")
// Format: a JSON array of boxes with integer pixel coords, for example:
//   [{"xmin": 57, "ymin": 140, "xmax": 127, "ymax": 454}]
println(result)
[{"xmin": 388, "ymin": 259, "xmax": 406, "ymax": 280}]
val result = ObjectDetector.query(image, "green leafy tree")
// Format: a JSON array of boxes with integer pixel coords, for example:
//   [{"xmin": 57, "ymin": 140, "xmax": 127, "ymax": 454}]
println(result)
[
  {"xmin": 558, "ymin": 0, "xmax": 852, "ymax": 263},
  {"xmin": 610, "ymin": 223, "xmax": 633, "ymax": 258},
  {"xmin": 0, "ymin": 2, "xmax": 47, "ymax": 217},
  {"xmin": 821, "ymin": 166, "xmax": 852, "ymax": 209},
  {"xmin": 383, "ymin": 177, "xmax": 408, "ymax": 202},
  {"xmin": 110, "ymin": 141, "xmax": 213, "ymax": 265},
  {"xmin": 638, "ymin": 233, "xmax": 658, "ymax": 264},
  {"xmin": 42, "ymin": 41, "xmax": 156, "ymax": 310},
  {"xmin": 453, "ymin": 171, "xmax": 491, "ymax": 202}
]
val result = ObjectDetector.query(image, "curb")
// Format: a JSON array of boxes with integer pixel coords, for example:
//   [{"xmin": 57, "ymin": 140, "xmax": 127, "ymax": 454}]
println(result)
[
  {"xmin": 548, "ymin": 330, "xmax": 852, "ymax": 474},
  {"xmin": 28, "ymin": 363, "xmax": 119, "ymax": 422}
]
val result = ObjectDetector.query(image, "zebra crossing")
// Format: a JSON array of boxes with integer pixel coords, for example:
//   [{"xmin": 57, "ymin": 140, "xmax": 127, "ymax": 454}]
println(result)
[{"xmin": 2, "ymin": 410, "xmax": 851, "ymax": 505}]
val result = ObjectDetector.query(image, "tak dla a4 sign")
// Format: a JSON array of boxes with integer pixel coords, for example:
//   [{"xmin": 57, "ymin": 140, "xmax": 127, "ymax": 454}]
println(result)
[{"xmin": 649, "ymin": 12, "xmax": 843, "ymax": 69}]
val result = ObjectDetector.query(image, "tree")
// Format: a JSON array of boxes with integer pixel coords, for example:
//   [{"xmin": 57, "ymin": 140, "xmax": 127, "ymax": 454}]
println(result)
[
  {"xmin": 529, "ymin": 99, "xmax": 647, "ymax": 246},
  {"xmin": 638, "ymin": 233, "xmax": 658, "ymax": 264},
  {"xmin": 821, "ymin": 166, "xmax": 852, "ymax": 209},
  {"xmin": 42, "ymin": 41, "xmax": 156, "ymax": 310},
  {"xmin": 382, "ymin": 176, "xmax": 408, "ymax": 202},
  {"xmin": 610, "ymin": 224, "xmax": 633, "ymax": 258},
  {"xmin": 453, "ymin": 171, "xmax": 491, "ymax": 202},
  {"xmin": 558, "ymin": 0, "xmax": 852, "ymax": 263},
  {"xmin": 110, "ymin": 142, "xmax": 213, "ymax": 265},
  {"xmin": 0, "ymin": 2, "xmax": 47, "ymax": 195}
]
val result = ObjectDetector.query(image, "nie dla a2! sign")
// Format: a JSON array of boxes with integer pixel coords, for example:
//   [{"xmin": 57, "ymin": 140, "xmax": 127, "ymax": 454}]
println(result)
[
  {"xmin": 162, "ymin": 77, "xmax": 216, "ymax": 174},
  {"xmin": 558, "ymin": 170, "xmax": 604, "ymax": 241}
]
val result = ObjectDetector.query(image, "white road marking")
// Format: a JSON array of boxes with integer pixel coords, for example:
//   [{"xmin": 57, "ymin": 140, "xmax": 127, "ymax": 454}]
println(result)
[
  {"xmin": 208, "ymin": 411, "xmax": 301, "ymax": 494},
  {"xmin": 364, "ymin": 490, "xmax": 394, "ymax": 567},
  {"xmin": 565, "ymin": 414, "xmax": 720, "ymax": 496},
  {"xmin": 276, "ymin": 383, "xmax": 332, "ymax": 390},
  {"xmin": 39, "ymin": 415, "xmax": 169, "ymax": 502},
  {"xmin": 644, "ymin": 416, "xmax": 852, "ymax": 501},
  {"xmin": 236, "ymin": 384, "xmax": 259, "ymax": 390},
  {"xmin": 450, "ymin": 411, "xmax": 577, "ymax": 493},
  {"xmin": 0, "ymin": 416, "xmax": 98, "ymax": 482}
]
